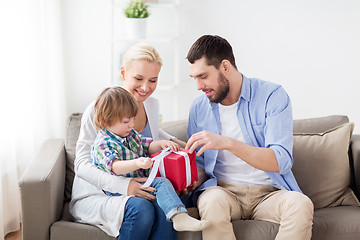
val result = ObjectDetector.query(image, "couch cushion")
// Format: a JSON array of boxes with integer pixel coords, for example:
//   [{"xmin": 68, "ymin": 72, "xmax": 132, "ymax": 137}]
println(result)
[
  {"xmin": 312, "ymin": 206, "xmax": 360, "ymax": 240},
  {"xmin": 50, "ymin": 220, "xmax": 116, "ymax": 240},
  {"xmin": 292, "ymin": 122, "xmax": 359, "ymax": 209},
  {"xmin": 64, "ymin": 113, "xmax": 82, "ymax": 202},
  {"xmin": 53, "ymin": 206, "xmax": 360, "ymax": 240}
]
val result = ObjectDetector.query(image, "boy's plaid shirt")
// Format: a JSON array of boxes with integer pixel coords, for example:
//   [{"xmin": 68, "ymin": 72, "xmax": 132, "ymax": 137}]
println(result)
[{"xmin": 91, "ymin": 128, "xmax": 153, "ymax": 178}]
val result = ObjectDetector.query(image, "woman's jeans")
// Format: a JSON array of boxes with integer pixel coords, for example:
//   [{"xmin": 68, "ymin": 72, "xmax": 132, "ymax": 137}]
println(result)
[{"xmin": 113, "ymin": 177, "xmax": 187, "ymax": 240}]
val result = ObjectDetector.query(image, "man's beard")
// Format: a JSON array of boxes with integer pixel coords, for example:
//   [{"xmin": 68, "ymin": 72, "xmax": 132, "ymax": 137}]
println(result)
[{"xmin": 208, "ymin": 71, "xmax": 230, "ymax": 103}]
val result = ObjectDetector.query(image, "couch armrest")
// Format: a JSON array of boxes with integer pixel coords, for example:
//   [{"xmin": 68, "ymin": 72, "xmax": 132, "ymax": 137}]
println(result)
[
  {"xmin": 19, "ymin": 139, "xmax": 66, "ymax": 240},
  {"xmin": 351, "ymin": 134, "xmax": 360, "ymax": 200}
]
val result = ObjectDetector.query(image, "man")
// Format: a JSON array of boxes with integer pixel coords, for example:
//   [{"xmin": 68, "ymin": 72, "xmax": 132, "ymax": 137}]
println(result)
[{"xmin": 184, "ymin": 35, "xmax": 314, "ymax": 240}]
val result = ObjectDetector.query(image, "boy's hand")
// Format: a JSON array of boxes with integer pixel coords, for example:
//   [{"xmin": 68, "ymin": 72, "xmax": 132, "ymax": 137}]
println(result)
[
  {"xmin": 160, "ymin": 140, "xmax": 180, "ymax": 152},
  {"xmin": 136, "ymin": 157, "xmax": 153, "ymax": 169}
]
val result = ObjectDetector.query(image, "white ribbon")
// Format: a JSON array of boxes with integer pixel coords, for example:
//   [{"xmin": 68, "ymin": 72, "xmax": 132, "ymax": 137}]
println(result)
[{"xmin": 141, "ymin": 148, "xmax": 192, "ymax": 189}]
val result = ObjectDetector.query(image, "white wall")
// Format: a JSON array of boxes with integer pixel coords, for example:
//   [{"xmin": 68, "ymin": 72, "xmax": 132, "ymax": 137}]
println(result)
[{"xmin": 62, "ymin": 0, "xmax": 360, "ymax": 133}]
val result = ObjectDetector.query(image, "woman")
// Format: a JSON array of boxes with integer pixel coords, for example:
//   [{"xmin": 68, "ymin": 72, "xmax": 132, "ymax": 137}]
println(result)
[{"xmin": 69, "ymin": 42, "xmax": 186, "ymax": 239}]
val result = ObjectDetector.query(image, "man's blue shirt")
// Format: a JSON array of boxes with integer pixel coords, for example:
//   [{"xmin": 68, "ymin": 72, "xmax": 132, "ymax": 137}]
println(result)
[{"xmin": 187, "ymin": 75, "xmax": 302, "ymax": 194}]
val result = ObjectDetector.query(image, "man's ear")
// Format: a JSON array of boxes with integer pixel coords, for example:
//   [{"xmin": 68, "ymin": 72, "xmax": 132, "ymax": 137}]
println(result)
[{"xmin": 221, "ymin": 60, "xmax": 231, "ymax": 74}]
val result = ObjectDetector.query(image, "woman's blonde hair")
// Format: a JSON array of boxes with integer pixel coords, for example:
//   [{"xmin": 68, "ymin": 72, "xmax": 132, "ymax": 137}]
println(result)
[
  {"xmin": 122, "ymin": 42, "xmax": 162, "ymax": 70},
  {"xmin": 93, "ymin": 87, "xmax": 138, "ymax": 130}
]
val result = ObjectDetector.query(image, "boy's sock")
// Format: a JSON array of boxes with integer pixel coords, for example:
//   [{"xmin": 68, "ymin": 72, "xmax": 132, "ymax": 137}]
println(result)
[{"xmin": 172, "ymin": 212, "xmax": 210, "ymax": 231}]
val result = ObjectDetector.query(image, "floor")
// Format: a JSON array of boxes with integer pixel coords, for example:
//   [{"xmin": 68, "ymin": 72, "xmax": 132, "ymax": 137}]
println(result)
[{"xmin": 4, "ymin": 229, "xmax": 21, "ymax": 240}]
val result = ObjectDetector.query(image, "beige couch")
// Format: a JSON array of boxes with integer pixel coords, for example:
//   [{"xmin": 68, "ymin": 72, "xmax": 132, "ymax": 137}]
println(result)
[{"xmin": 19, "ymin": 114, "xmax": 360, "ymax": 240}]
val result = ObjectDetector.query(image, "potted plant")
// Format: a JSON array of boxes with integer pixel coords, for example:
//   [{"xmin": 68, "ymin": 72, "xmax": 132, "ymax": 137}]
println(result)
[{"xmin": 124, "ymin": 0, "xmax": 151, "ymax": 39}]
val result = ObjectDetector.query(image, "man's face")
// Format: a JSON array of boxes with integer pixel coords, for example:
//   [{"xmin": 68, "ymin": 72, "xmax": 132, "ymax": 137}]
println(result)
[{"xmin": 189, "ymin": 57, "xmax": 229, "ymax": 103}]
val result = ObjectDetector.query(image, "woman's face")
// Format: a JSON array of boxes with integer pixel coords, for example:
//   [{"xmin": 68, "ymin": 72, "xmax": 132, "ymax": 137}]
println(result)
[{"xmin": 121, "ymin": 60, "xmax": 161, "ymax": 103}]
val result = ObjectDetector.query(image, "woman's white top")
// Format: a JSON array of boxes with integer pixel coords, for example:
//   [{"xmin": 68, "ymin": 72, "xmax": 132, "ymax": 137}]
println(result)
[{"xmin": 69, "ymin": 97, "xmax": 173, "ymax": 237}]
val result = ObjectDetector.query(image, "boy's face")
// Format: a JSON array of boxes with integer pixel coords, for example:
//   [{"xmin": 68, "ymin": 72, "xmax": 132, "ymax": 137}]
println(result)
[{"xmin": 107, "ymin": 117, "xmax": 135, "ymax": 138}]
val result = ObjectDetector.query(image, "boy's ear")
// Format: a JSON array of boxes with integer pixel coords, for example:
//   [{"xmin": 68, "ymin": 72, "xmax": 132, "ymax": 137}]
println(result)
[{"xmin": 101, "ymin": 118, "xmax": 108, "ymax": 129}]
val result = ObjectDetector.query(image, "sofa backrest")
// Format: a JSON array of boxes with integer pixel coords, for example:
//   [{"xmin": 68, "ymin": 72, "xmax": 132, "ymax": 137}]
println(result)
[
  {"xmin": 63, "ymin": 114, "xmax": 356, "ymax": 205},
  {"xmin": 293, "ymin": 115, "xmax": 349, "ymax": 134}
]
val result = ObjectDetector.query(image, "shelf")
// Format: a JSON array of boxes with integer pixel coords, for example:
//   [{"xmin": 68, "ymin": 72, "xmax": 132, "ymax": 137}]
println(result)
[
  {"xmin": 113, "ymin": 2, "xmax": 179, "ymax": 9},
  {"xmin": 112, "ymin": 35, "xmax": 178, "ymax": 43},
  {"xmin": 147, "ymin": 3, "xmax": 179, "ymax": 8}
]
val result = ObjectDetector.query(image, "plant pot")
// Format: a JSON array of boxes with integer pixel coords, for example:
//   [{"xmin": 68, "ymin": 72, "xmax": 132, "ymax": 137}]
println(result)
[{"xmin": 125, "ymin": 18, "xmax": 147, "ymax": 39}]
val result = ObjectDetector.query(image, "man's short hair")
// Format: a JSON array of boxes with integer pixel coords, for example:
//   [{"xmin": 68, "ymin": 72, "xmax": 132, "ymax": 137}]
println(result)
[{"xmin": 187, "ymin": 35, "xmax": 237, "ymax": 69}]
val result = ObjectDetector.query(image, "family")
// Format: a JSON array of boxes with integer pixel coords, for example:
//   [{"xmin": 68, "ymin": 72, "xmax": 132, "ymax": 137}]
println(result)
[{"xmin": 69, "ymin": 35, "xmax": 314, "ymax": 240}]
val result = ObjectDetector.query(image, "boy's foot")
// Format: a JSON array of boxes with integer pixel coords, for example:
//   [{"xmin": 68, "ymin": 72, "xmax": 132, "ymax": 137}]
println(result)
[{"xmin": 172, "ymin": 212, "xmax": 210, "ymax": 231}]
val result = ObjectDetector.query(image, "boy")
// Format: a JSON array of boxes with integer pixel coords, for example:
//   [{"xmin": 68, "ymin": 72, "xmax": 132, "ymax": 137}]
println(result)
[{"xmin": 91, "ymin": 86, "xmax": 208, "ymax": 232}]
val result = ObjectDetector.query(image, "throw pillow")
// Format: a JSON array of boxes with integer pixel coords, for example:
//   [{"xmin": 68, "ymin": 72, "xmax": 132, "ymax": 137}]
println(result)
[{"xmin": 292, "ymin": 122, "xmax": 359, "ymax": 209}]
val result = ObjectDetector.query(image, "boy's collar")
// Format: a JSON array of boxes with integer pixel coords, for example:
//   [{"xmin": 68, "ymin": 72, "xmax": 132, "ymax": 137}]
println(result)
[{"xmin": 102, "ymin": 127, "xmax": 128, "ymax": 144}]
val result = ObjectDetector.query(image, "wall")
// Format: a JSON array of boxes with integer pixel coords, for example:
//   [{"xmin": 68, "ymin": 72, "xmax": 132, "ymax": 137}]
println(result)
[{"xmin": 62, "ymin": 0, "xmax": 360, "ymax": 133}]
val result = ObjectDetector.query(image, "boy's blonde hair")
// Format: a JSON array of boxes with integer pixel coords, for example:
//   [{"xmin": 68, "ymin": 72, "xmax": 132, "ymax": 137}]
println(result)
[
  {"xmin": 93, "ymin": 87, "xmax": 138, "ymax": 130},
  {"xmin": 122, "ymin": 42, "xmax": 162, "ymax": 70}
]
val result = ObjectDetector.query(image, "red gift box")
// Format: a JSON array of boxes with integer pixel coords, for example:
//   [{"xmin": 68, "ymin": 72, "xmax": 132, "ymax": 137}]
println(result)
[{"xmin": 151, "ymin": 148, "xmax": 198, "ymax": 192}]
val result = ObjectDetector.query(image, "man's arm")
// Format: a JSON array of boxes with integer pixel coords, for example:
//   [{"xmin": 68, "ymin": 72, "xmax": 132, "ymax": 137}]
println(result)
[{"xmin": 186, "ymin": 131, "xmax": 279, "ymax": 172}]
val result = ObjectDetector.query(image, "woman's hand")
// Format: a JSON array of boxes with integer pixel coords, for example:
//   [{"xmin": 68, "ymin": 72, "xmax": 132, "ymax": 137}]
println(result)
[{"xmin": 127, "ymin": 178, "xmax": 156, "ymax": 200}]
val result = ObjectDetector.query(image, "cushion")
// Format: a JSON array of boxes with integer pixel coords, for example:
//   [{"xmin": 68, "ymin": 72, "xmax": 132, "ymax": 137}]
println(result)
[
  {"xmin": 292, "ymin": 122, "xmax": 360, "ymax": 209},
  {"xmin": 312, "ymin": 206, "xmax": 360, "ymax": 240},
  {"xmin": 64, "ymin": 113, "xmax": 82, "ymax": 202}
]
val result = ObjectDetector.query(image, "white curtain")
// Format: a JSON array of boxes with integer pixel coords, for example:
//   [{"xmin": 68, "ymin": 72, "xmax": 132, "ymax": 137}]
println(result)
[{"xmin": 0, "ymin": 0, "xmax": 65, "ymax": 238}]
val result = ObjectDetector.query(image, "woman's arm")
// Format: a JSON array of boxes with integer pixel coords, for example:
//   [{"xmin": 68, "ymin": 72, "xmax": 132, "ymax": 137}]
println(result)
[
  {"xmin": 145, "ymin": 97, "xmax": 185, "ymax": 147},
  {"xmin": 159, "ymin": 127, "xmax": 186, "ymax": 148}
]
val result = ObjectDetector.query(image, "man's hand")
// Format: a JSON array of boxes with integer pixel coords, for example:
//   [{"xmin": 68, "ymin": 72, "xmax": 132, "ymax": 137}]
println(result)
[
  {"xmin": 181, "ymin": 181, "xmax": 197, "ymax": 197},
  {"xmin": 185, "ymin": 130, "xmax": 230, "ymax": 156},
  {"xmin": 127, "ymin": 178, "xmax": 156, "ymax": 200}
]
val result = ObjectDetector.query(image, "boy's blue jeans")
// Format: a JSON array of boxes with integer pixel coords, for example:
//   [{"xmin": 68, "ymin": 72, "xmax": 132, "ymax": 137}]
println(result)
[
  {"xmin": 150, "ymin": 177, "xmax": 187, "ymax": 220},
  {"xmin": 105, "ymin": 177, "xmax": 187, "ymax": 240}
]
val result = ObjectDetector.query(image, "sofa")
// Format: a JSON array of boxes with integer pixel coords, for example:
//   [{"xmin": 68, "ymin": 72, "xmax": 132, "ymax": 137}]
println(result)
[{"xmin": 19, "ymin": 114, "xmax": 360, "ymax": 240}]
